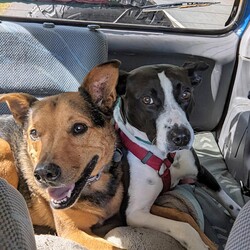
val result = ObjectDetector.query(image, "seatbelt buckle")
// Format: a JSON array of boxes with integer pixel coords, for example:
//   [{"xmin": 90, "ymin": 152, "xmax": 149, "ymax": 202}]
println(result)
[{"xmin": 240, "ymin": 180, "xmax": 250, "ymax": 197}]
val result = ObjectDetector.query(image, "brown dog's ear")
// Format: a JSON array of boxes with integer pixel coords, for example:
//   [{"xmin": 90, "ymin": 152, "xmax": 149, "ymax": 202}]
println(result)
[
  {"xmin": 183, "ymin": 61, "xmax": 209, "ymax": 86},
  {"xmin": 0, "ymin": 93, "xmax": 37, "ymax": 124},
  {"xmin": 80, "ymin": 60, "xmax": 121, "ymax": 113}
]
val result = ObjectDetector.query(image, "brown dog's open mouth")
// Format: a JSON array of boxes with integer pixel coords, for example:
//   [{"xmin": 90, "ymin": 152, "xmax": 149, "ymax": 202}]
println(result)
[{"xmin": 47, "ymin": 155, "xmax": 99, "ymax": 209}]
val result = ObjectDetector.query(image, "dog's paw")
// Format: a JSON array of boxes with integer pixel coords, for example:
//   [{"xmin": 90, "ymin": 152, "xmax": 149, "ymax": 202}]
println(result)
[{"xmin": 178, "ymin": 224, "xmax": 209, "ymax": 250}]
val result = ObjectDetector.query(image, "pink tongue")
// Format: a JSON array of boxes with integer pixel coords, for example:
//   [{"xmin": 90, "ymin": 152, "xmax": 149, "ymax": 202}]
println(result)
[{"xmin": 47, "ymin": 184, "xmax": 75, "ymax": 201}]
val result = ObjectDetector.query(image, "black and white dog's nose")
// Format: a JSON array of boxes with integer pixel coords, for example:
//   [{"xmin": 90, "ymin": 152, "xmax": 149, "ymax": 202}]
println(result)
[
  {"xmin": 168, "ymin": 125, "xmax": 191, "ymax": 147},
  {"xmin": 34, "ymin": 163, "xmax": 61, "ymax": 184}
]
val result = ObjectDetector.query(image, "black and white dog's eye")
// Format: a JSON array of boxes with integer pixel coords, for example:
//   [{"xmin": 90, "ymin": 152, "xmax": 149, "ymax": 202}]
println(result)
[
  {"xmin": 181, "ymin": 91, "xmax": 191, "ymax": 100},
  {"xmin": 142, "ymin": 96, "xmax": 154, "ymax": 105},
  {"xmin": 72, "ymin": 123, "xmax": 88, "ymax": 135},
  {"xmin": 30, "ymin": 129, "xmax": 39, "ymax": 141}
]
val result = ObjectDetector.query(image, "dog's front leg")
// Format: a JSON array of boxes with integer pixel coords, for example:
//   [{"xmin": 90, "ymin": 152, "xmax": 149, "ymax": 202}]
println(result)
[
  {"xmin": 197, "ymin": 164, "xmax": 241, "ymax": 218},
  {"xmin": 53, "ymin": 209, "xmax": 123, "ymax": 250},
  {"xmin": 127, "ymin": 161, "xmax": 208, "ymax": 250},
  {"xmin": 127, "ymin": 208, "xmax": 209, "ymax": 250},
  {"xmin": 151, "ymin": 205, "xmax": 217, "ymax": 250}
]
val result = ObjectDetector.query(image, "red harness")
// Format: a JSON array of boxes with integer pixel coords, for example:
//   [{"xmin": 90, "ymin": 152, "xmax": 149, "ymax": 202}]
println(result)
[{"xmin": 118, "ymin": 128, "xmax": 175, "ymax": 193}]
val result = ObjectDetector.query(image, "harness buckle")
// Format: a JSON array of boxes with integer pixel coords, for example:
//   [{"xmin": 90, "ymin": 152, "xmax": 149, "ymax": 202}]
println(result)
[
  {"xmin": 240, "ymin": 180, "xmax": 250, "ymax": 197},
  {"xmin": 141, "ymin": 151, "xmax": 153, "ymax": 164}
]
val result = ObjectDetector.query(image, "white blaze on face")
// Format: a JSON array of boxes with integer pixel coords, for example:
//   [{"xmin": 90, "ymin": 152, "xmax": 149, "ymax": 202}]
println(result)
[{"xmin": 156, "ymin": 71, "xmax": 194, "ymax": 153}]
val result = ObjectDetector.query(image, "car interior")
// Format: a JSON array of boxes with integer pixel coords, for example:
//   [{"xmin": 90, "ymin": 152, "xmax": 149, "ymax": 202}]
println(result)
[{"xmin": 0, "ymin": 0, "xmax": 249, "ymax": 249}]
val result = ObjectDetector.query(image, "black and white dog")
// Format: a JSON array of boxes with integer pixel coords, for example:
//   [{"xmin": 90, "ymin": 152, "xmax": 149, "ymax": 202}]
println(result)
[{"xmin": 114, "ymin": 62, "xmax": 241, "ymax": 250}]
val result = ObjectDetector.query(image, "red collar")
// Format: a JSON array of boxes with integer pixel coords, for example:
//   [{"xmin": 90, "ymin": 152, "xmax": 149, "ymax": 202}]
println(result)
[{"xmin": 118, "ymin": 128, "xmax": 175, "ymax": 192}]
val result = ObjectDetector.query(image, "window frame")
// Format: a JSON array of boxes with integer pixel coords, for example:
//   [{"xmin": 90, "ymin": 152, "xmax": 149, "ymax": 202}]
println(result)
[{"xmin": 0, "ymin": 0, "xmax": 249, "ymax": 36}]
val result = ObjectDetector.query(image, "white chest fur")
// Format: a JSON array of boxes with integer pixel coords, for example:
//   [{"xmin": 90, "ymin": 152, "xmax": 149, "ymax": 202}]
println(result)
[
  {"xmin": 170, "ymin": 150, "xmax": 198, "ymax": 188},
  {"xmin": 126, "ymin": 151, "xmax": 163, "ymax": 214}
]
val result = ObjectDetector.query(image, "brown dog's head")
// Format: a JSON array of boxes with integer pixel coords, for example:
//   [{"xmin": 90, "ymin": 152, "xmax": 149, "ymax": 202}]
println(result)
[{"xmin": 0, "ymin": 60, "xmax": 120, "ymax": 209}]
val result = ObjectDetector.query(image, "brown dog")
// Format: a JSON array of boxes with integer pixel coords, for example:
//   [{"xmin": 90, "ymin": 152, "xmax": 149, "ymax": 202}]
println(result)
[
  {"xmin": 0, "ymin": 61, "xmax": 123, "ymax": 250},
  {"xmin": 0, "ymin": 60, "xmax": 216, "ymax": 250}
]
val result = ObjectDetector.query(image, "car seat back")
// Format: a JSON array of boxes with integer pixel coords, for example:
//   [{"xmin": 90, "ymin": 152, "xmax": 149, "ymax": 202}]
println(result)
[{"xmin": 0, "ymin": 21, "xmax": 107, "ymax": 114}]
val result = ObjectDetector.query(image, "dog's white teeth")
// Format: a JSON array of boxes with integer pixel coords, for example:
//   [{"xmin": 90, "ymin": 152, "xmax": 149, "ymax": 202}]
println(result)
[
  {"xmin": 52, "ymin": 198, "xmax": 68, "ymax": 204},
  {"xmin": 66, "ymin": 189, "xmax": 73, "ymax": 198},
  {"xmin": 61, "ymin": 198, "xmax": 67, "ymax": 203}
]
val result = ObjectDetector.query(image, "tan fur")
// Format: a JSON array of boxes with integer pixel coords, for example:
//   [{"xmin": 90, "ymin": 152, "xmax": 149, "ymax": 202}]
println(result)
[
  {"xmin": 0, "ymin": 138, "xmax": 18, "ymax": 188},
  {"xmin": 0, "ymin": 61, "xmax": 122, "ymax": 250}
]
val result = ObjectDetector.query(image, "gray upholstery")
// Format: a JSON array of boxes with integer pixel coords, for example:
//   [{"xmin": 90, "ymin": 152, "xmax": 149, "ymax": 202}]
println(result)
[
  {"xmin": 0, "ymin": 178, "xmax": 36, "ymax": 250},
  {"xmin": 194, "ymin": 132, "xmax": 244, "ymax": 249},
  {"xmin": 36, "ymin": 235, "xmax": 87, "ymax": 250},
  {"xmin": 0, "ymin": 21, "xmax": 108, "ymax": 114},
  {"xmin": 194, "ymin": 132, "xmax": 244, "ymax": 207},
  {"xmin": 225, "ymin": 200, "xmax": 250, "ymax": 250}
]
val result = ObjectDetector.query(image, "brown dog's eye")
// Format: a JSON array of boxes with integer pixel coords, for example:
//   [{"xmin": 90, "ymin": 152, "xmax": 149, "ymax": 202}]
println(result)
[
  {"xmin": 30, "ymin": 129, "xmax": 39, "ymax": 141},
  {"xmin": 142, "ymin": 96, "xmax": 154, "ymax": 105},
  {"xmin": 72, "ymin": 123, "xmax": 88, "ymax": 135},
  {"xmin": 181, "ymin": 91, "xmax": 191, "ymax": 100}
]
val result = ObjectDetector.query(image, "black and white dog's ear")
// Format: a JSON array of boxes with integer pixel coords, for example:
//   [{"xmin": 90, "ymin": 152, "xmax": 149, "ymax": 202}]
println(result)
[
  {"xmin": 116, "ymin": 70, "xmax": 129, "ymax": 96},
  {"xmin": 183, "ymin": 61, "xmax": 209, "ymax": 86}
]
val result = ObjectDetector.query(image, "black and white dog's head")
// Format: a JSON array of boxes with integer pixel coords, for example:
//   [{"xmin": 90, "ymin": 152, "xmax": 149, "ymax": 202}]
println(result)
[{"xmin": 117, "ymin": 61, "xmax": 208, "ymax": 154}]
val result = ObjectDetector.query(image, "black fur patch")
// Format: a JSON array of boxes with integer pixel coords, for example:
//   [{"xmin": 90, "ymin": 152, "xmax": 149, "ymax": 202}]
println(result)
[
  {"xmin": 122, "ymin": 68, "xmax": 165, "ymax": 142},
  {"xmin": 79, "ymin": 89, "xmax": 105, "ymax": 127},
  {"xmin": 79, "ymin": 160, "xmax": 122, "ymax": 206},
  {"xmin": 191, "ymin": 148, "xmax": 221, "ymax": 192},
  {"xmin": 51, "ymin": 97, "xmax": 58, "ymax": 108},
  {"xmin": 120, "ymin": 149, "xmax": 130, "ymax": 225}
]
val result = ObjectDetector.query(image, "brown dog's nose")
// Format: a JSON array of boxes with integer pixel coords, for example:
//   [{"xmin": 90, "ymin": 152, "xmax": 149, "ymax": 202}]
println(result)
[
  {"xmin": 168, "ymin": 125, "xmax": 191, "ymax": 147},
  {"xmin": 34, "ymin": 163, "xmax": 61, "ymax": 184}
]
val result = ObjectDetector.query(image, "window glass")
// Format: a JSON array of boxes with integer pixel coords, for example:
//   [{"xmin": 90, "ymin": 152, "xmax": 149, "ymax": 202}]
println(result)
[{"xmin": 0, "ymin": 1, "xmax": 236, "ymax": 30}]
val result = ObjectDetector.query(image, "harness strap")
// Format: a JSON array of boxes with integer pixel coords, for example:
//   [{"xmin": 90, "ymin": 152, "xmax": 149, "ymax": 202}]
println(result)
[{"xmin": 118, "ymin": 128, "xmax": 175, "ymax": 192}]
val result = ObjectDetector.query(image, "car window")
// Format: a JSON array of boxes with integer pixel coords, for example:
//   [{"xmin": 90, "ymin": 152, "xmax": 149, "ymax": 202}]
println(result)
[{"xmin": 0, "ymin": 1, "xmax": 238, "ymax": 30}]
